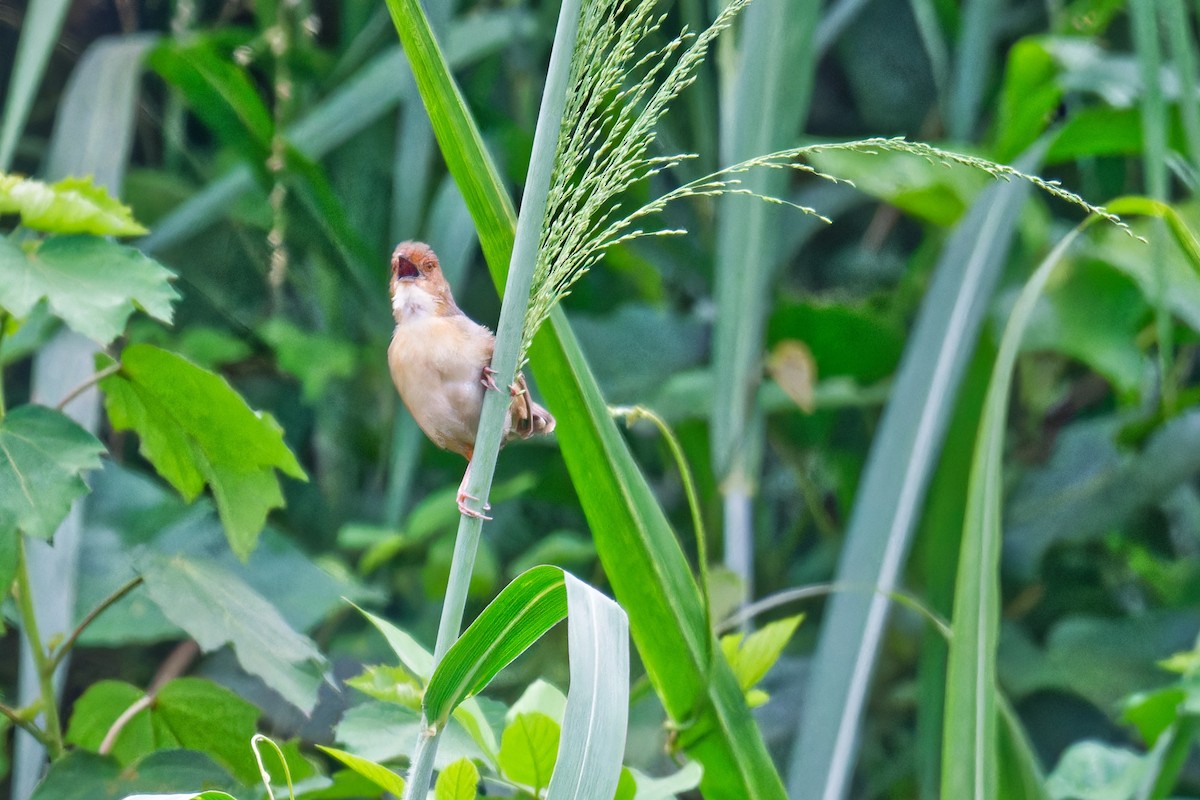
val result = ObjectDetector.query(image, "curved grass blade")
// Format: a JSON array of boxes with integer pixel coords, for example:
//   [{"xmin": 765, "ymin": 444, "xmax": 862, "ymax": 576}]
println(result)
[
  {"xmin": 424, "ymin": 567, "xmax": 568, "ymax": 726},
  {"xmin": 421, "ymin": 566, "xmax": 628, "ymax": 800},
  {"xmin": 388, "ymin": 2, "xmax": 787, "ymax": 796},
  {"xmin": 789, "ymin": 147, "xmax": 1043, "ymax": 800},
  {"xmin": 941, "ymin": 225, "xmax": 1087, "ymax": 799},
  {"xmin": 0, "ymin": 0, "xmax": 71, "ymax": 170}
]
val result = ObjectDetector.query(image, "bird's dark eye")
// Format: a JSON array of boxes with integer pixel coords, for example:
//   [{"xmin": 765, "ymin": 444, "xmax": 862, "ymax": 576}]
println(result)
[{"xmin": 393, "ymin": 254, "xmax": 420, "ymax": 279}]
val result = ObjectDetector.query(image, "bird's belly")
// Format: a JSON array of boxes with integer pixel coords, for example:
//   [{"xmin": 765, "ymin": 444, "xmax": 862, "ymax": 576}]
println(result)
[
  {"xmin": 388, "ymin": 323, "xmax": 488, "ymax": 458},
  {"xmin": 408, "ymin": 377, "xmax": 484, "ymax": 456}
]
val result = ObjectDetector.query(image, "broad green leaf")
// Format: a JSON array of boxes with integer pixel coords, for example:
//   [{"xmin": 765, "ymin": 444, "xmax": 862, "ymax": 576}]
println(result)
[
  {"xmin": 1123, "ymin": 686, "xmax": 1189, "ymax": 746},
  {"xmin": 424, "ymin": 566, "xmax": 567, "ymax": 726},
  {"xmin": 1045, "ymin": 741, "xmax": 1147, "ymax": 800},
  {"xmin": 346, "ymin": 664, "xmax": 423, "ymax": 709},
  {"xmin": 100, "ymin": 344, "xmax": 306, "ymax": 558},
  {"xmin": 0, "ymin": 404, "xmax": 104, "ymax": 540},
  {"xmin": 614, "ymin": 768, "xmax": 636, "ymax": 800},
  {"xmin": 138, "ymin": 552, "xmax": 325, "ymax": 713},
  {"xmin": 0, "ymin": 235, "xmax": 175, "ymax": 345},
  {"xmin": 121, "ymin": 794, "xmax": 237, "ymax": 800},
  {"xmin": 807, "ymin": 146, "xmax": 990, "ymax": 226},
  {"xmin": 316, "ymin": 746, "xmax": 406, "ymax": 796},
  {"xmin": 0, "ymin": 174, "xmax": 147, "ymax": 235},
  {"xmin": 719, "ymin": 615, "xmax": 803, "ymax": 693},
  {"xmin": 507, "ymin": 530, "xmax": 595, "ymax": 577},
  {"xmin": 65, "ymin": 680, "xmax": 154, "ymax": 765},
  {"xmin": 993, "ymin": 38, "xmax": 1062, "ymax": 161},
  {"xmin": 1015, "ymin": 259, "xmax": 1149, "ymax": 398},
  {"xmin": 64, "ymin": 678, "xmax": 260, "ymax": 786},
  {"xmin": 434, "ymin": 758, "xmax": 479, "ymax": 800},
  {"xmin": 30, "ymin": 750, "xmax": 238, "ymax": 800},
  {"xmin": 508, "ymin": 679, "xmax": 567, "ymax": 724},
  {"xmin": 625, "ymin": 762, "xmax": 704, "ymax": 800},
  {"xmin": 391, "ymin": 2, "xmax": 785, "ymax": 795},
  {"xmin": 499, "ymin": 712, "xmax": 560, "ymax": 794},
  {"xmin": 154, "ymin": 678, "xmax": 262, "ymax": 785},
  {"xmin": 333, "ymin": 701, "xmax": 486, "ymax": 768}
]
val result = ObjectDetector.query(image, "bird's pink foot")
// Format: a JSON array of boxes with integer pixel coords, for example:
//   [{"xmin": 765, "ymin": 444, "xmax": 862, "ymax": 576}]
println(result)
[
  {"xmin": 456, "ymin": 489, "xmax": 492, "ymax": 520},
  {"xmin": 481, "ymin": 366, "xmax": 500, "ymax": 392}
]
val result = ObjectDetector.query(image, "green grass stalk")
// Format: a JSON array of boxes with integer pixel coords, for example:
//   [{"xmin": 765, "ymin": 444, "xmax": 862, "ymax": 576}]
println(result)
[{"xmin": 390, "ymin": 0, "xmax": 582, "ymax": 795}]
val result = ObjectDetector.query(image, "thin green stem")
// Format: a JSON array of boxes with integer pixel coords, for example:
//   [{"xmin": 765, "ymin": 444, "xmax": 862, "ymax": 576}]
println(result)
[
  {"xmin": 55, "ymin": 364, "xmax": 122, "ymax": 412},
  {"xmin": 0, "ymin": 699, "xmax": 51, "ymax": 746},
  {"xmin": 49, "ymin": 575, "xmax": 144, "ymax": 671},
  {"xmin": 389, "ymin": 0, "xmax": 581, "ymax": 795},
  {"xmin": 14, "ymin": 536, "xmax": 63, "ymax": 758},
  {"xmin": 716, "ymin": 581, "xmax": 952, "ymax": 640},
  {"xmin": 611, "ymin": 404, "xmax": 712, "ymax": 651}
]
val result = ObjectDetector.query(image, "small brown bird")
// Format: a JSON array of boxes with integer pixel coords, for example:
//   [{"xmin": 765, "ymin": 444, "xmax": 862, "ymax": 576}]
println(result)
[{"xmin": 387, "ymin": 241, "xmax": 555, "ymax": 518}]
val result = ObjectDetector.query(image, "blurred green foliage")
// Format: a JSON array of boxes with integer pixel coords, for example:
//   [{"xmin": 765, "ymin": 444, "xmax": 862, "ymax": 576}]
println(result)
[{"xmin": 4, "ymin": 0, "xmax": 1200, "ymax": 798}]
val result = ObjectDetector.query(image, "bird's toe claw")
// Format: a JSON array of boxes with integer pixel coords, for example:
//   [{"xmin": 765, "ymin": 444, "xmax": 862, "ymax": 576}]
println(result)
[
  {"xmin": 456, "ymin": 491, "xmax": 493, "ymax": 520},
  {"xmin": 481, "ymin": 366, "xmax": 501, "ymax": 392}
]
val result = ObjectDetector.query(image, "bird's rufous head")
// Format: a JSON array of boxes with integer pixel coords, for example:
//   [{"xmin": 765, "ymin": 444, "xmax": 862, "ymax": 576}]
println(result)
[{"xmin": 390, "ymin": 241, "xmax": 456, "ymax": 320}]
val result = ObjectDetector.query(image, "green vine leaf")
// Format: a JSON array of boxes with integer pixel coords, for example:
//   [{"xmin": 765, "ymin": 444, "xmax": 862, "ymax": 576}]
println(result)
[
  {"xmin": 499, "ymin": 712, "xmax": 560, "ymax": 794},
  {"xmin": 0, "ymin": 235, "xmax": 177, "ymax": 345},
  {"xmin": 0, "ymin": 173, "xmax": 148, "ymax": 236},
  {"xmin": 435, "ymin": 758, "xmax": 480, "ymax": 800},
  {"xmin": 0, "ymin": 404, "xmax": 104, "ymax": 540},
  {"xmin": 99, "ymin": 344, "xmax": 307, "ymax": 558}
]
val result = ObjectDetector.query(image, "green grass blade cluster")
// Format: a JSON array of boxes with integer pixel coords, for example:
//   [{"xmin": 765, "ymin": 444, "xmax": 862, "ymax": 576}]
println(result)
[
  {"xmin": 789, "ymin": 148, "xmax": 1041, "ymax": 800},
  {"xmin": 385, "ymin": 1, "xmax": 787, "ymax": 796}
]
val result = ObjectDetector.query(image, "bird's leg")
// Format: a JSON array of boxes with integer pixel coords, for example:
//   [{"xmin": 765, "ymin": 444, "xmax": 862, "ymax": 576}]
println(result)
[
  {"xmin": 456, "ymin": 458, "xmax": 492, "ymax": 520},
  {"xmin": 481, "ymin": 365, "xmax": 501, "ymax": 393}
]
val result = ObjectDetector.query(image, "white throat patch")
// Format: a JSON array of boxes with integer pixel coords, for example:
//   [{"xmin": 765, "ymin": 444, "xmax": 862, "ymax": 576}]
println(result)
[{"xmin": 392, "ymin": 281, "xmax": 437, "ymax": 320}]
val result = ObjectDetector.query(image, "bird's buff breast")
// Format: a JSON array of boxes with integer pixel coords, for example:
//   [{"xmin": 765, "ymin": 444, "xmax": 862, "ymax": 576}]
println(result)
[{"xmin": 388, "ymin": 316, "xmax": 489, "ymax": 457}]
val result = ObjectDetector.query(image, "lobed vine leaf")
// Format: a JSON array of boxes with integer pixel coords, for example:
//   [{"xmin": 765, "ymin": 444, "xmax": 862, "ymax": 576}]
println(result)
[
  {"xmin": 0, "ymin": 235, "xmax": 177, "ymax": 346},
  {"xmin": 99, "ymin": 344, "xmax": 307, "ymax": 558},
  {"xmin": 0, "ymin": 173, "xmax": 147, "ymax": 236},
  {"xmin": 0, "ymin": 404, "xmax": 104, "ymax": 540}
]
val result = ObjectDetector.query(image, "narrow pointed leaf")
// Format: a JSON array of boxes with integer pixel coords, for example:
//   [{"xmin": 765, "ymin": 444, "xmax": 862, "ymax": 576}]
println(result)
[
  {"xmin": 316, "ymin": 746, "xmax": 407, "ymax": 796},
  {"xmin": 942, "ymin": 228, "xmax": 1085, "ymax": 798},
  {"xmin": 0, "ymin": 0, "xmax": 70, "ymax": 170},
  {"xmin": 544, "ymin": 573, "xmax": 629, "ymax": 800},
  {"xmin": 138, "ymin": 552, "xmax": 326, "ymax": 712},
  {"xmin": 425, "ymin": 566, "xmax": 567, "ymax": 726},
  {"xmin": 0, "ymin": 405, "xmax": 104, "ymax": 540}
]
